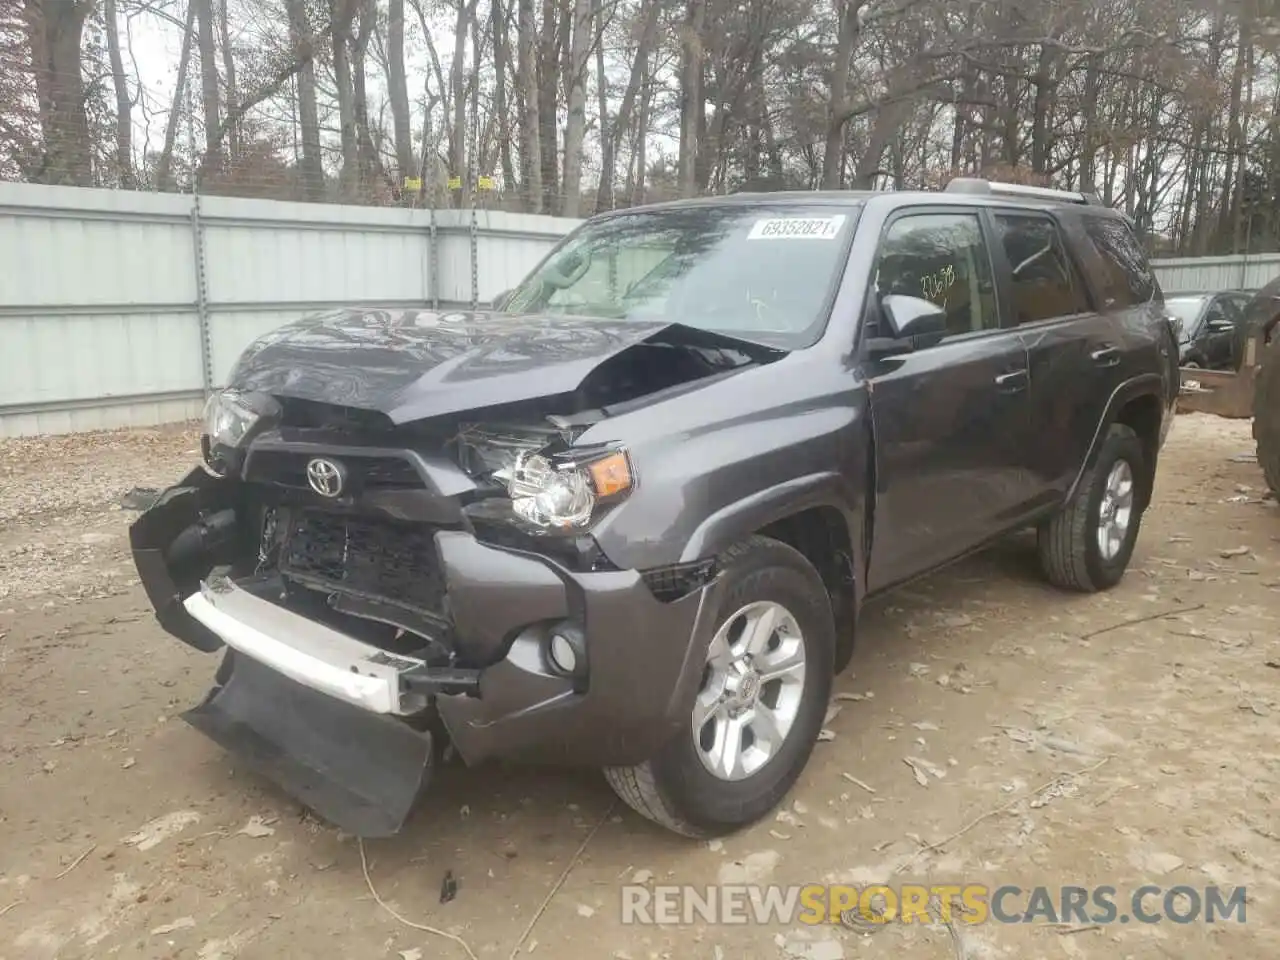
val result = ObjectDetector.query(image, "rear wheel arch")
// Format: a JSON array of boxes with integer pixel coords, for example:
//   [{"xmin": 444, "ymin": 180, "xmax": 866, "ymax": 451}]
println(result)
[
  {"xmin": 1069, "ymin": 377, "xmax": 1164, "ymax": 513},
  {"xmin": 1112, "ymin": 390, "xmax": 1164, "ymax": 512}
]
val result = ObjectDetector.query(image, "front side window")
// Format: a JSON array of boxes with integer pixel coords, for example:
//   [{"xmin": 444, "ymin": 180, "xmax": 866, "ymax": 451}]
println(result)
[
  {"xmin": 995, "ymin": 214, "xmax": 1091, "ymax": 324},
  {"xmin": 503, "ymin": 203, "xmax": 860, "ymax": 348},
  {"xmin": 873, "ymin": 212, "xmax": 998, "ymax": 338}
]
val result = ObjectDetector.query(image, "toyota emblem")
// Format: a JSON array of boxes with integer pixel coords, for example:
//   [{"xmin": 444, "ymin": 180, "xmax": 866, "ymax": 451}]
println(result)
[{"xmin": 305, "ymin": 457, "xmax": 347, "ymax": 497}]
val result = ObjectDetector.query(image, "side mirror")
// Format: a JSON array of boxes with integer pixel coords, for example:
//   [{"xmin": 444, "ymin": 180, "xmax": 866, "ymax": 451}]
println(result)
[
  {"xmin": 882, "ymin": 294, "xmax": 948, "ymax": 339},
  {"xmin": 864, "ymin": 294, "xmax": 948, "ymax": 358}
]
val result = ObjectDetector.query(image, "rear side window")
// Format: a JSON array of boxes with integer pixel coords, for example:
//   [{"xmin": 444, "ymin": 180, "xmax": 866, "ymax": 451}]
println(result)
[
  {"xmin": 1082, "ymin": 216, "xmax": 1156, "ymax": 308},
  {"xmin": 993, "ymin": 214, "xmax": 1091, "ymax": 324}
]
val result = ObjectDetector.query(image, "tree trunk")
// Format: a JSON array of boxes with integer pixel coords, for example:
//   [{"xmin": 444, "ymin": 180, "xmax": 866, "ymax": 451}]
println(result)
[
  {"xmin": 1029, "ymin": 43, "xmax": 1056, "ymax": 175},
  {"xmin": 103, "ymin": 0, "xmax": 133, "ymax": 187},
  {"xmin": 517, "ymin": 0, "xmax": 543, "ymax": 211},
  {"xmin": 451, "ymin": 0, "xmax": 476, "ymax": 206},
  {"xmin": 1079, "ymin": 53, "xmax": 1101, "ymax": 191},
  {"xmin": 1216, "ymin": 14, "xmax": 1249, "ymax": 248},
  {"xmin": 23, "ymin": 0, "xmax": 94, "ymax": 185},
  {"xmin": 631, "ymin": 49, "xmax": 651, "ymax": 206},
  {"xmin": 1232, "ymin": 38, "xmax": 1254, "ymax": 253},
  {"xmin": 560, "ymin": 0, "xmax": 591, "ymax": 216},
  {"xmin": 195, "ymin": 0, "xmax": 222, "ymax": 178},
  {"xmin": 851, "ymin": 99, "xmax": 911, "ymax": 189},
  {"xmin": 492, "ymin": 0, "xmax": 517, "ymax": 192},
  {"xmin": 597, "ymin": 0, "xmax": 661, "ymax": 211},
  {"xmin": 593, "ymin": 28, "xmax": 610, "ymax": 212},
  {"xmin": 677, "ymin": 0, "xmax": 706, "ymax": 197},
  {"xmin": 537, "ymin": 0, "xmax": 560, "ymax": 211},
  {"xmin": 387, "ymin": 0, "xmax": 414, "ymax": 184},
  {"xmin": 820, "ymin": 0, "xmax": 859, "ymax": 189},
  {"xmin": 218, "ymin": 0, "xmax": 238, "ymax": 157},
  {"xmin": 286, "ymin": 0, "xmax": 324, "ymax": 200},
  {"xmin": 157, "ymin": 1, "xmax": 197, "ymax": 191},
  {"xmin": 353, "ymin": 0, "xmax": 380, "ymax": 194},
  {"xmin": 331, "ymin": 0, "xmax": 359, "ymax": 193}
]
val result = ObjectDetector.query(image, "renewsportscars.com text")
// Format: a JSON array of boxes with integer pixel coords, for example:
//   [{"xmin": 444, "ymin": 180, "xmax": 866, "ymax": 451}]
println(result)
[{"xmin": 620, "ymin": 883, "xmax": 1248, "ymax": 926}]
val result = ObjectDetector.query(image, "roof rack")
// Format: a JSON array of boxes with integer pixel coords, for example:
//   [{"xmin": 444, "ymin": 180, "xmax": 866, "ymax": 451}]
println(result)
[{"xmin": 944, "ymin": 177, "xmax": 1103, "ymax": 206}]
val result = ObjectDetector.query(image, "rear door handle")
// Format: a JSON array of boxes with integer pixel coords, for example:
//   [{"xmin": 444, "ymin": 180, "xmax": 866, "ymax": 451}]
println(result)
[
  {"xmin": 994, "ymin": 369, "xmax": 1028, "ymax": 394},
  {"xmin": 1091, "ymin": 345, "xmax": 1121, "ymax": 366}
]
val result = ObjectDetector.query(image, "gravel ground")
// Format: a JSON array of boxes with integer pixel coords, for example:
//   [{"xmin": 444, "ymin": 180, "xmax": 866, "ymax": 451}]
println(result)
[
  {"xmin": 0, "ymin": 423, "xmax": 199, "ymax": 607},
  {"xmin": 1, "ymin": 413, "xmax": 1278, "ymax": 960}
]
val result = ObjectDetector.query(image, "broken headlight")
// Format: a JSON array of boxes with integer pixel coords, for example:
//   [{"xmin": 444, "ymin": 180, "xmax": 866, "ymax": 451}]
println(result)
[
  {"xmin": 456, "ymin": 423, "xmax": 634, "ymax": 533},
  {"xmin": 200, "ymin": 388, "xmax": 279, "ymax": 477},
  {"xmin": 507, "ymin": 448, "xmax": 633, "ymax": 531}
]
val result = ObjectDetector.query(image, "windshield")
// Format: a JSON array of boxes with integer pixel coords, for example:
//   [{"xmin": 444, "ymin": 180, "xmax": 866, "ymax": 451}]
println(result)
[
  {"xmin": 1164, "ymin": 297, "xmax": 1207, "ymax": 339},
  {"xmin": 503, "ymin": 203, "xmax": 860, "ymax": 347}
]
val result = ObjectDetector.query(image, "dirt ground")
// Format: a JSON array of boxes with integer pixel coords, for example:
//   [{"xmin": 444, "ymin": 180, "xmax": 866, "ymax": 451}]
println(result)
[{"xmin": 1, "ymin": 413, "xmax": 1278, "ymax": 960}]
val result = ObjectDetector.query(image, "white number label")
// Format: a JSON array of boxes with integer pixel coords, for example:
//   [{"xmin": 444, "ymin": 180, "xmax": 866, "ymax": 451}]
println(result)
[{"xmin": 747, "ymin": 215, "xmax": 847, "ymax": 240}]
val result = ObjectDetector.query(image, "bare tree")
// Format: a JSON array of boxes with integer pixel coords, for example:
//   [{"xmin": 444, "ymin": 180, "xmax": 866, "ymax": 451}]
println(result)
[
  {"xmin": 387, "ymin": 0, "xmax": 414, "ymax": 183},
  {"xmin": 22, "ymin": 0, "xmax": 95, "ymax": 184},
  {"xmin": 103, "ymin": 0, "xmax": 133, "ymax": 187}
]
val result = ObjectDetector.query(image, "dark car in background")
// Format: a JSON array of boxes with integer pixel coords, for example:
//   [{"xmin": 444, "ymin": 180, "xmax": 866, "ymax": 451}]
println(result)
[{"xmin": 1165, "ymin": 290, "xmax": 1254, "ymax": 369}]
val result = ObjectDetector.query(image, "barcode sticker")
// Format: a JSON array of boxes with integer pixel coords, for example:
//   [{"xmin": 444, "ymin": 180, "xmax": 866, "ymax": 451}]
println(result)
[{"xmin": 747, "ymin": 215, "xmax": 847, "ymax": 240}]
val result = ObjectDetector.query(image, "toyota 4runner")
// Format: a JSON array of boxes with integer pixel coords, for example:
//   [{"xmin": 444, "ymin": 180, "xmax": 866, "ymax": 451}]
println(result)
[{"xmin": 130, "ymin": 179, "xmax": 1179, "ymax": 838}]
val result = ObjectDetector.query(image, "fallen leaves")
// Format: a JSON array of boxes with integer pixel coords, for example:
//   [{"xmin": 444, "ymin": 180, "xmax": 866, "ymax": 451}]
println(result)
[
  {"xmin": 237, "ymin": 816, "xmax": 276, "ymax": 839},
  {"xmin": 903, "ymin": 756, "xmax": 946, "ymax": 787}
]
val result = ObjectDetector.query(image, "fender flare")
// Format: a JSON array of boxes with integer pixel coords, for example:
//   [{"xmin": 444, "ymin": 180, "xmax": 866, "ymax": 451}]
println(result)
[
  {"xmin": 1066, "ymin": 373, "xmax": 1165, "ymax": 506},
  {"xmin": 677, "ymin": 474, "xmax": 867, "ymax": 618}
]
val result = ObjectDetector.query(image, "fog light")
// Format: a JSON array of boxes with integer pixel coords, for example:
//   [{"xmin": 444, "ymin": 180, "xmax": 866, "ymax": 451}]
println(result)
[
  {"xmin": 548, "ymin": 633, "xmax": 578, "ymax": 674},
  {"xmin": 544, "ymin": 622, "xmax": 587, "ymax": 680}
]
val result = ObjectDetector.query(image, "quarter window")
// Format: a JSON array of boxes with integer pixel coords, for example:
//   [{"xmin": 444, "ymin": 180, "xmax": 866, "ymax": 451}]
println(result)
[
  {"xmin": 994, "ymin": 214, "xmax": 1091, "ymax": 324},
  {"xmin": 873, "ymin": 212, "xmax": 998, "ymax": 339},
  {"xmin": 1082, "ymin": 216, "xmax": 1156, "ymax": 308}
]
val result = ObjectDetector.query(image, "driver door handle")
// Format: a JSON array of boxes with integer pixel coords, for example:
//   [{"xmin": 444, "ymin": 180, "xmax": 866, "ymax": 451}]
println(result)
[
  {"xmin": 994, "ymin": 369, "xmax": 1028, "ymax": 394},
  {"xmin": 1091, "ymin": 345, "xmax": 1121, "ymax": 367}
]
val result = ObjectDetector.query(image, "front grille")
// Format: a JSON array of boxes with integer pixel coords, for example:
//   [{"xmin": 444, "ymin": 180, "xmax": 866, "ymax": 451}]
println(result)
[
  {"xmin": 280, "ymin": 511, "xmax": 446, "ymax": 614},
  {"xmin": 245, "ymin": 450, "xmax": 424, "ymax": 491}
]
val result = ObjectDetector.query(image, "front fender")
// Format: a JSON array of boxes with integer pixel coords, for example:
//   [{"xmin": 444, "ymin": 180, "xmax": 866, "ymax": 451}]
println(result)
[{"xmin": 678, "ymin": 472, "xmax": 855, "ymax": 563}]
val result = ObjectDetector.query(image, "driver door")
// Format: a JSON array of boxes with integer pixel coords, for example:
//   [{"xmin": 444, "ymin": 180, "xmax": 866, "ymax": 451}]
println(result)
[{"xmin": 863, "ymin": 209, "xmax": 1035, "ymax": 592}]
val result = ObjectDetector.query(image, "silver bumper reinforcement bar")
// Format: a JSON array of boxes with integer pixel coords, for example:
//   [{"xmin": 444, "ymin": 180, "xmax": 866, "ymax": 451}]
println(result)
[{"xmin": 183, "ymin": 575, "xmax": 427, "ymax": 716}]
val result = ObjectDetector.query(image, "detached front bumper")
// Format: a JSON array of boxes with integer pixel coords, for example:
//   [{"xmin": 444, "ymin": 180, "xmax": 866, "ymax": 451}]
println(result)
[{"xmin": 130, "ymin": 473, "xmax": 725, "ymax": 831}]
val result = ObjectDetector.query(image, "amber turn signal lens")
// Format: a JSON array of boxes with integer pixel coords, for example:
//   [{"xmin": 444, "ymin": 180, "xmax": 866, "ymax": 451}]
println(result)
[{"xmin": 588, "ymin": 451, "xmax": 632, "ymax": 498}]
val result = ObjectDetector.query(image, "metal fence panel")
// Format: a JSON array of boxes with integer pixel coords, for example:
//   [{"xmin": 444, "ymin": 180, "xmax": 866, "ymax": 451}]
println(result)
[
  {"xmin": 0, "ymin": 183, "xmax": 575, "ymax": 437},
  {"xmin": 0, "ymin": 183, "xmax": 204, "ymax": 436},
  {"xmin": 1152, "ymin": 254, "xmax": 1280, "ymax": 294},
  {"xmin": 4, "ymin": 179, "xmax": 1279, "ymax": 438}
]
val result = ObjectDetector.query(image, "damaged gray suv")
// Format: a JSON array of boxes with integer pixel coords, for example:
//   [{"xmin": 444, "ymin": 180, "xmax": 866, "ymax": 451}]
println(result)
[{"xmin": 131, "ymin": 179, "xmax": 1179, "ymax": 838}]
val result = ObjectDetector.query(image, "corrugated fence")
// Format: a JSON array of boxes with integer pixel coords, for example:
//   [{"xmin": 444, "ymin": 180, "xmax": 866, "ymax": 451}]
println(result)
[
  {"xmin": 2, "ymin": 180, "xmax": 1278, "ymax": 437},
  {"xmin": 0, "ymin": 182, "xmax": 572, "ymax": 437}
]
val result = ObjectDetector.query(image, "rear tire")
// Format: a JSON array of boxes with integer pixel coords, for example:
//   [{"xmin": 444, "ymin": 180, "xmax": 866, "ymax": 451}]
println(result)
[
  {"xmin": 1037, "ymin": 423, "xmax": 1146, "ymax": 592},
  {"xmin": 1254, "ymin": 337, "xmax": 1280, "ymax": 498},
  {"xmin": 603, "ymin": 536, "xmax": 835, "ymax": 837}
]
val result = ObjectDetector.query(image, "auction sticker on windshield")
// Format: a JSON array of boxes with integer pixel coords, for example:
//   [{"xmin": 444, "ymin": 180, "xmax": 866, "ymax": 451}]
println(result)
[{"xmin": 747, "ymin": 215, "xmax": 847, "ymax": 240}]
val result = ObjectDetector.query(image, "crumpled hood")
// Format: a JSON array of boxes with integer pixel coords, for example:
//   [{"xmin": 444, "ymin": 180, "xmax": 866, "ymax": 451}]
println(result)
[{"xmin": 227, "ymin": 308, "xmax": 715, "ymax": 422}]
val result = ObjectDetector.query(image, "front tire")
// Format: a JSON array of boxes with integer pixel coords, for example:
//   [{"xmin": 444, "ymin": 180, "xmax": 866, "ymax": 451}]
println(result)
[
  {"xmin": 603, "ymin": 536, "xmax": 835, "ymax": 837},
  {"xmin": 1037, "ymin": 423, "xmax": 1146, "ymax": 592}
]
